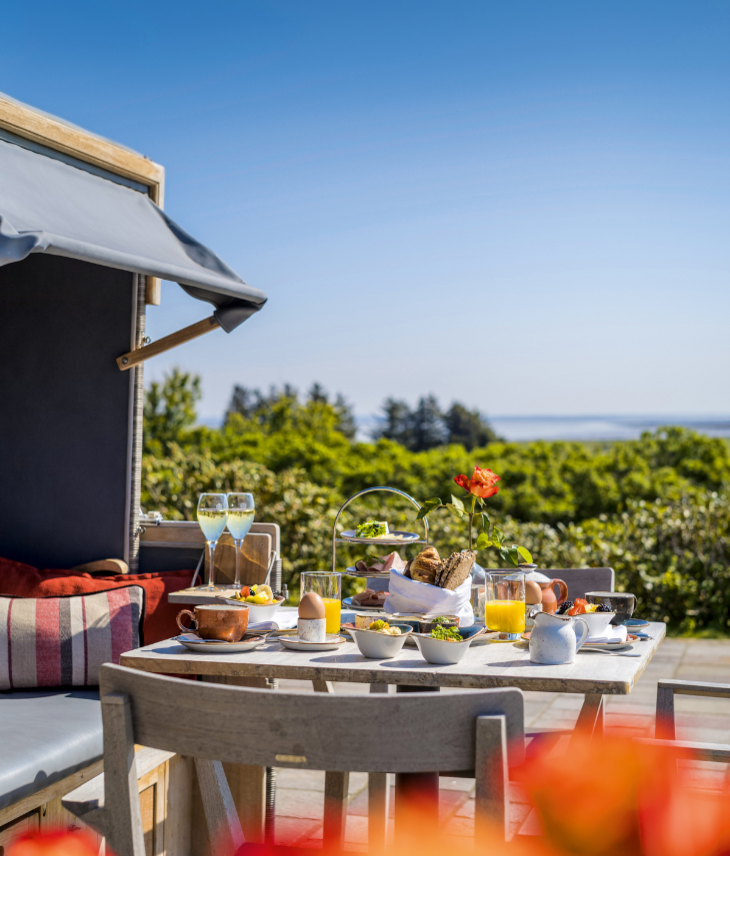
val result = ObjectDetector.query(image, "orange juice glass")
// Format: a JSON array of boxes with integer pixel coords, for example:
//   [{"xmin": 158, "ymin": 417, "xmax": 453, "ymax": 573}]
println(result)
[
  {"xmin": 322, "ymin": 598, "xmax": 342, "ymax": 633},
  {"xmin": 485, "ymin": 571, "xmax": 526, "ymax": 637},
  {"xmin": 300, "ymin": 572, "xmax": 342, "ymax": 634},
  {"xmin": 486, "ymin": 601, "xmax": 525, "ymax": 633}
]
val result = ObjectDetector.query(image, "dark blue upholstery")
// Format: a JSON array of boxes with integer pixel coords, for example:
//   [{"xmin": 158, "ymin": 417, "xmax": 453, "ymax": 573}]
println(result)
[{"xmin": 0, "ymin": 690, "xmax": 102, "ymax": 810}]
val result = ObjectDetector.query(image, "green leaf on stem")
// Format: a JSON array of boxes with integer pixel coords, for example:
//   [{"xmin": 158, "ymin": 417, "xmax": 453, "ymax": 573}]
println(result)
[
  {"xmin": 476, "ymin": 532, "xmax": 493, "ymax": 551},
  {"xmin": 416, "ymin": 498, "xmax": 442, "ymax": 520},
  {"xmin": 446, "ymin": 504, "xmax": 466, "ymax": 517},
  {"xmin": 480, "ymin": 512, "xmax": 491, "ymax": 533},
  {"xmin": 517, "ymin": 546, "xmax": 533, "ymax": 563},
  {"xmin": 494, "ymin": 527, "xmax": 505, "ymax": 544},
  {"xmin": 450, "ymin": 494, "xmax": 466, "ymax": 513}
]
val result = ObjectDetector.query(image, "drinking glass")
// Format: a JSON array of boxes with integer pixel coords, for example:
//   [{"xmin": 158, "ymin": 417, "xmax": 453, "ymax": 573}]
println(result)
[
  {"xmin": 485, "ymin": 571, "xmax": 526, "ymax": 638},
  {"xmin": 226, "ymin": 492, "xmax": 255, "ymax": 590},
  {"xmin": 300, "ymin": 572, "xmax": 342, "ymax": 634},
  {"xmin": 197, "ymin": 493, "xmax": 228, "ymax": 590}
]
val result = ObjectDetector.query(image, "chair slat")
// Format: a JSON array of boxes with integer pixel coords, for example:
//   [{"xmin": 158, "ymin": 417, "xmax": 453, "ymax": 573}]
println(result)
[{"xmin": 99, "ymin": 665, "xmax": 525, "ymax": 773}]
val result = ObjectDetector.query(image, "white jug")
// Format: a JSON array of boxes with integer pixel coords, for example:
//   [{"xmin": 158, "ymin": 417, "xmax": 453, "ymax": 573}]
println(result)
[{"xmin": 529, "ymin": 611, "xmax": 588, "ymax": 665}]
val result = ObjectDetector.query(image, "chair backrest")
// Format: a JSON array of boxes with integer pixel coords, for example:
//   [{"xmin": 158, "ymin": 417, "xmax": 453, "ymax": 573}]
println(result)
[
  {"xmin": 98, "ymin": 663, "xmax": 524, "ymax": 854},
  {"xmin": 540, "ymin": 567, "xmax": 614, "ymax": 601}
]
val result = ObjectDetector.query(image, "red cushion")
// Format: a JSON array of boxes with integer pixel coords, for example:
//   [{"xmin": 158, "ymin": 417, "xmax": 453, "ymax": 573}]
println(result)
[{"xmin": 0, "ymin": 557, "xmax": 195, "ymax": 645}]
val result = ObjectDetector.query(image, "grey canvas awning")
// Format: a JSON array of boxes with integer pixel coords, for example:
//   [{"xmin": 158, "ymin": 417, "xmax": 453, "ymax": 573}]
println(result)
[{"xmin": 0, "ymin": 137, "xmax": 266, "ymax": 332}]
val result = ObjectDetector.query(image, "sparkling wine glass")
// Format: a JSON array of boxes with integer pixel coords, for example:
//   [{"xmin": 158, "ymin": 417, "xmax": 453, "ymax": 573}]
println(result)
[
  {"xmin": 197, "ymin": 493, "xmax": 228, "ymax": 590},
  {"xmin": 226, "ymin": 492, "xmax": 255, "ymax": 590}
]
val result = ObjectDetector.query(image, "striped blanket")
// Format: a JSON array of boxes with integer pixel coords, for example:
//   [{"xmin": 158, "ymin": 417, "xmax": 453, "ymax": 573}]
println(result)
[{"xmin": 0, "ymin": 586, "xmax": 144, "ymax": 690}]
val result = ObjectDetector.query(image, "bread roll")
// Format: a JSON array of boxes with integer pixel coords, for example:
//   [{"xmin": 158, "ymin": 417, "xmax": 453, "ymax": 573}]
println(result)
[{"xmin": 410, "ymin": 546, "xmax": 441, "ymax": 584}]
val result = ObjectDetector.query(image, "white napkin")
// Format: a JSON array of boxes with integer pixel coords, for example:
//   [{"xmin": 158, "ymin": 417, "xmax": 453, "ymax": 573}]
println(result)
[
  {"xmin": 247, "ymin": 608, "xmax": 298, "ymax": 632},
  {"xmin": 384, "ymin": 569, "xmax": 474, "ymax": 626},
  {"xmin": 584, "ymin": 625, "xmax": 628, "ymax": 644}
]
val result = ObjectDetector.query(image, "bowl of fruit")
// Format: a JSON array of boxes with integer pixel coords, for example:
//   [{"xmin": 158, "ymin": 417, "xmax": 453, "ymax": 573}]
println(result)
[
  {"xmin": 556, "ymin": 598, "xmax": 614, "ymax": 638},
  {"xmin": 227, "ymin": 584, "xmax": 284, "ymax": 623}
]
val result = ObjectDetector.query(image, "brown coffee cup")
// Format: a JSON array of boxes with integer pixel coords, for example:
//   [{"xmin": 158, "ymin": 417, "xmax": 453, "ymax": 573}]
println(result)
[{"xmin": 176, "ymin": 605, "xmax": 249, "ymax": 642}]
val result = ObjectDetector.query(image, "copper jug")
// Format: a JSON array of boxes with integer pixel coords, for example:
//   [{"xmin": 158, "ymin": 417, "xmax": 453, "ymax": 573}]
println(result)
[{"xmin": 518, "ymin": 564, "xmax": 568, "ymax": 614}]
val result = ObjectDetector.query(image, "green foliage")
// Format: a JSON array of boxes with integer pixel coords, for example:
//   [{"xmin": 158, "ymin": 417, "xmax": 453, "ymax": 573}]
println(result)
[
  {"xmin": 143, "ymin": 368, "xmax": 201, "ymax": 455},
  {"xmin": 141, "ymin": 372, "xmax": 730, "ymax": 634}
]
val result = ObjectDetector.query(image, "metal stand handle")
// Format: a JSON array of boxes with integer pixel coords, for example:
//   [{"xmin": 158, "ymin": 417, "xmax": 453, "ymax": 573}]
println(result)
[{"xmin": 331, "ymin": 486, "xmax": 429, "ymax": 571}]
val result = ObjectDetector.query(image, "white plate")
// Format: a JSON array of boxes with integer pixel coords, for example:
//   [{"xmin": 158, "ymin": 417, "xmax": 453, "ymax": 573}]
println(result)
[
  {"xmin": 580, "ymin": 634, "xmax": 641, "ymax": 651},
  {"xmin": 342, "ymin": 596, "xmax": 387, "ymax": 612},
  {"xmin": 174, "ymin": 635, "xmax": 264, "ymax": 653},
  {"xmin": 340, "ymin": 530, "xmax": 419, "ymax": 545},
  {"xmin": 278, "ymin": 634, "xmax": 347, "ymax": 652}
]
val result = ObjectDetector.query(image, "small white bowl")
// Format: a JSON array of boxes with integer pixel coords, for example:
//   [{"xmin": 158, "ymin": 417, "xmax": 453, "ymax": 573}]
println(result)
[
  {"xmin": 227, "ymin": 596, "xmax": 284, "ymax": 624},
  {"xmin": 411, "ymin": 627, "xmax": 484, "ymax": 665},
  {"xmin": 348, "ymin": 624, "xmax": 412, "ymax": 659},
  {"xmin": 573, "ymin": 612, "xmax": 614, "ymax": 638}
]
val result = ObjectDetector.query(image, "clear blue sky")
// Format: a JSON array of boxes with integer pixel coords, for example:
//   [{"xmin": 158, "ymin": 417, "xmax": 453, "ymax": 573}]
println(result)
[{"xmin": 2, "ymin": 1, "xmax": 728, "ymax": 421}]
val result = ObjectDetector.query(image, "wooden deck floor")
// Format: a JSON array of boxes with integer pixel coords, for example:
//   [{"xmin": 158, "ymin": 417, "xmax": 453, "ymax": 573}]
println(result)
[{"xmin": 265, "ymin": 638, "xmax": 730, "ymax": 852}]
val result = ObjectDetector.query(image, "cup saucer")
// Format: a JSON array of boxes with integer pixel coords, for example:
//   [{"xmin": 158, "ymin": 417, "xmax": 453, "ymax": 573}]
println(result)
[{"xmin": 277, "ymin": 634, "xmax": 346, "ymax": 652}]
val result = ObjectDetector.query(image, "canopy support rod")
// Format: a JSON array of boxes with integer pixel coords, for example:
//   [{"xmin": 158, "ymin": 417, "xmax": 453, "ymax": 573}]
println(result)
[{"xmin": 116, "ymin": 315, "xmax": 220, "ymax": 370}]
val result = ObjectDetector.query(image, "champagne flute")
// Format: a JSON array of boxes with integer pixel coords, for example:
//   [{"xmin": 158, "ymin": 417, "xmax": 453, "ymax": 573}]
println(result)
[
  {"xmin": 226, "ymin": 492, "xmax": 255, "ymax": 590},
  {"xmin": 197, "ymin": 493, "xmax": 228, "ymax": 590}
]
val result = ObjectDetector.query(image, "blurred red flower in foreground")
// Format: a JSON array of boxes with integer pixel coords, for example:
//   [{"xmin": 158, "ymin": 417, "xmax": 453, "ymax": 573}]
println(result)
[
  {"xmin": 518, "ymin": 730, "xmax": 730, "ymax": 856},
  {"xmin": 454, "ymin": 466, "xmax": 500, "ymax": 499},
  {"xmin": 9, "ymin": 736, "xmax": 730, "ymax": 856},
  {"xmin": 7, "ymin": 829, "xmax": 99, "ymax": 856}
]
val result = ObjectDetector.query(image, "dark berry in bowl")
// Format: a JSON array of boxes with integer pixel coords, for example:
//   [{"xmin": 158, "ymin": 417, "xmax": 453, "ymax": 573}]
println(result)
[
  {"xmin": 557, "ymin": 599, "xmax": 574, "ymax": 615},
  {"xmin": 596, "ymin": 603, "xmax": 612, "ymax": 612}
]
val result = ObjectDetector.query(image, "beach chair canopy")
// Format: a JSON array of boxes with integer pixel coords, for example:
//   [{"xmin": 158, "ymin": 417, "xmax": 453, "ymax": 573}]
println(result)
[{"xmin": 0, "ymin": 136, "xmax": 266, "ymax": 332}]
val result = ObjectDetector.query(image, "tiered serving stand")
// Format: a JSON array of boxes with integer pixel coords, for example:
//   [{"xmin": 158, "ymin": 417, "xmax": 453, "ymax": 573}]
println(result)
[{"xmin": 331, "ymin": 487, "xmax": 429, "ymax": 607}]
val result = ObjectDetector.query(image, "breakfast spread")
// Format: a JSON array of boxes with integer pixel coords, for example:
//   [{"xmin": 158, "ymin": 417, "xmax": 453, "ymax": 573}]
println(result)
[
  {"xmin": 353, "ymin": 551, "xmax": 405, "ymax": 574},
  {"xmin": 234, "ymin": 584, "xmax": 278, "ymax": 604},
  {"xmin": 368, "ymin": 619, "xmax": 401, "ymax": 636},
  {"xmin": 402, "ymin": 546, "xmax": 476, "ymax": 591},
  {"xmin": 355, "ymin": 520, "xmax": 390, "ymax": 538},
  {"xmin": 429, "ymin": 624, "xmax": 463, "ymax": 642},
  {"xmin": 558, "ymin": 598, "xmax": 612, "ymax": 616},
  {"xmin": 353, "ymin": 588, "xmax": 389, "ymax": 607}
]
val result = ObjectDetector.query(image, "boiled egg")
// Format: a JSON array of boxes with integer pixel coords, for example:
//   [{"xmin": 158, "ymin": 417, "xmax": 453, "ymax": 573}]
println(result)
[{"xmin": 299, "ymin": 591, "xmax": 325, "ymax": 620}]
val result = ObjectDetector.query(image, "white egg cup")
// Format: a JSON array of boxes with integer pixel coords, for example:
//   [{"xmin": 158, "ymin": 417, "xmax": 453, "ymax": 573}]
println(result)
[{"xmin": 297, "ymin": 617, "xmax": 326, "ymax": 642}]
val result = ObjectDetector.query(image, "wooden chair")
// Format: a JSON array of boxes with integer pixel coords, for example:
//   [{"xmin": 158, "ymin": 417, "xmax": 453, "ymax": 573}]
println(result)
[
  {"xmin": 637, "ymin": 679, "xmax": 730, "ymax": 764},
  {"xmin": 86, "ymin": 663, "xmax": 525, "ymax": 855}
]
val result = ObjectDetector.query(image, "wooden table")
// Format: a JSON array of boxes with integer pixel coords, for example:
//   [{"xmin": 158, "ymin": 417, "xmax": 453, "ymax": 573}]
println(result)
[{"xmin": 121, "ymin": 623, "xmax": 665, "ymax": 849}]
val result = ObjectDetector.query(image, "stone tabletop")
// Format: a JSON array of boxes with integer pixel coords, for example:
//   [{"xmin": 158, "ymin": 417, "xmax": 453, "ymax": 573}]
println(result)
[{"xmin": 121, "ymin": 622, "xmax": 666, "ymax": 695}]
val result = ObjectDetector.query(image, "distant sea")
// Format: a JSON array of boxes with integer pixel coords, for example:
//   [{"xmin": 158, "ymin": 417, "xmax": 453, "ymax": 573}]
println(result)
[{"xmin": 199, "ymin": 414, "xmax": 730, "ymax": 443}]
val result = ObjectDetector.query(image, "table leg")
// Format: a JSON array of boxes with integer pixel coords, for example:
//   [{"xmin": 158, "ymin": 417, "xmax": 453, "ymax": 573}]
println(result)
[
  {"xmin": 569, "ymin": 693, "xmax": 605, "ymax": 749},
  {"xmin": 394, "ymin": 685, "xmax": 439, "ymax": 848},
  {"xmin": 368, "ymin": 683, "xmax": 390, "ymax": 853}
]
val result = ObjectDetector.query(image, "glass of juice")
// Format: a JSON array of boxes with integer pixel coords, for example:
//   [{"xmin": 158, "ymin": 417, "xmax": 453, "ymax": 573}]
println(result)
[
  {"xmin": 485, "ymin": 572, "xmax": 526, "ymax": 639},
  {"xmin": 197, "ymin": 493, "xmax": 228, "ymax": 590},
  {"xmin": 300, "ymin": 572, "xmax": 342, "ymax": 634},
  {"xmin": 226, "ymin": 492, "xmax": 255, "ymax": 590}
]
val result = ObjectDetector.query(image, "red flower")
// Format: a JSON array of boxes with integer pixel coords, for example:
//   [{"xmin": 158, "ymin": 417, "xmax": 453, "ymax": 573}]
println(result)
[{"xmin": 454, "ymin": 466, "xmax": 500, "ymax": 499}]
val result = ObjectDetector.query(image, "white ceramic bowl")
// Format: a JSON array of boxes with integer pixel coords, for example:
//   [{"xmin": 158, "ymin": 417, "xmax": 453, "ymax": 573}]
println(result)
[
  {"xmin": 228, "ymin": 597, "xmax": 284, "ymax": 624},
  {"xmin": 349, "ymin": 624, "xmax": 412, "ymax": 659},
  {"xmin": 573, "ymin": 612, "xmax": 614, "ymax": 638},
  {"xmin": 412, "ymin": 627, "xmax": 484, "ymax": 665}
]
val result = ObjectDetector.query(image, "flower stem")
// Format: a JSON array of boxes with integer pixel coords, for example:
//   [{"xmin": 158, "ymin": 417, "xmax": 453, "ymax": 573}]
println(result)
[{"xmin": 468, "ymin": 495, "xmax": 477, "ymax": 551}]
